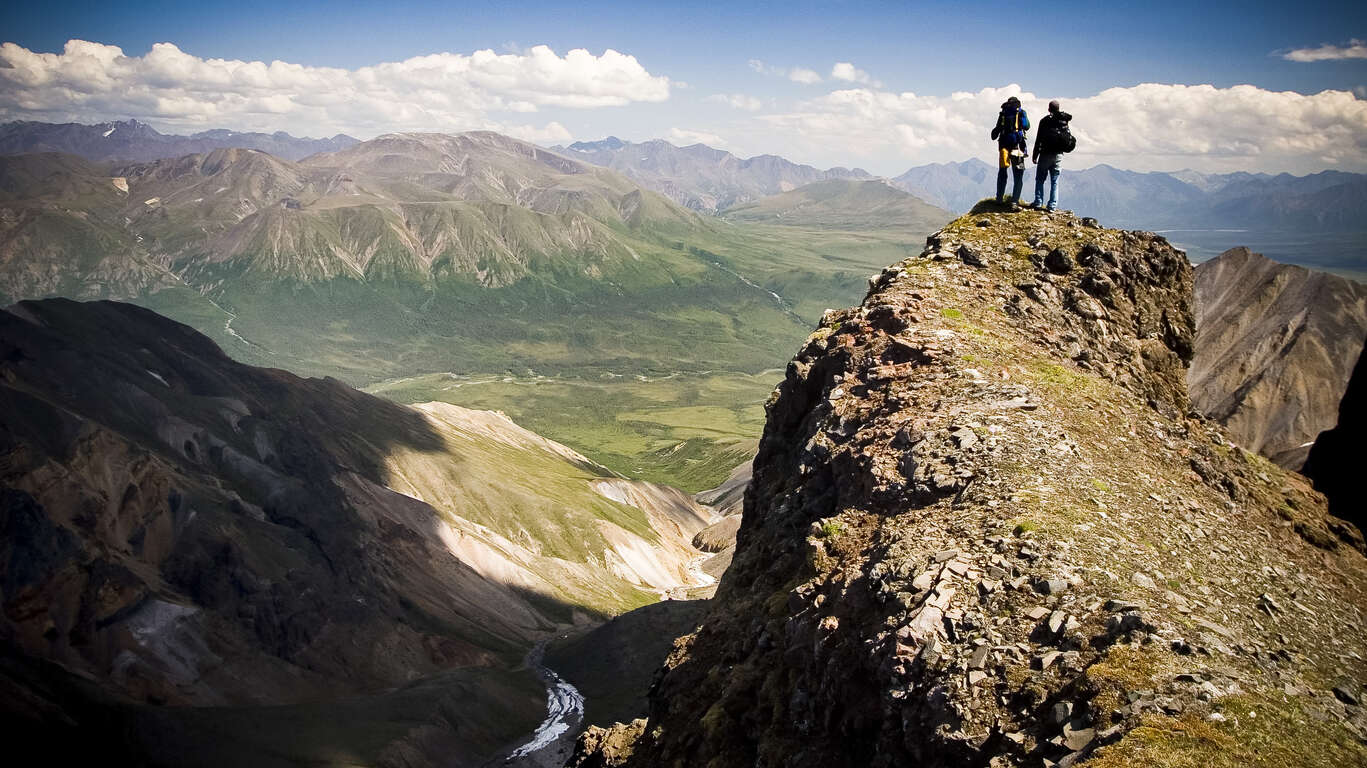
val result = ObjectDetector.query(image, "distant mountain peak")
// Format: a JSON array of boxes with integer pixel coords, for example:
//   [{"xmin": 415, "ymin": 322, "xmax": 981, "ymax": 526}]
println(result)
[
  {"xmin": 569, "ymin": 136, "xmax": 626, "ymax": 152},
  {"xmin": 553, "ymin": 135, "xmax": 874, "ymax": 212},
  {"xmin": 0, "ymin": 119, "xmax": 362, "ymax": 163}
]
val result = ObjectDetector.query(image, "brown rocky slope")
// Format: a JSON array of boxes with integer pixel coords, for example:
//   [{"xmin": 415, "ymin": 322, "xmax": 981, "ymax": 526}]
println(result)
[
  {"xmin": 572, "ymin": 208, "xmax": 1367, "ymax": 767},
  {"xmin": 1190, "ymin": 247, "xmax": 1367, "ymax": 470}
]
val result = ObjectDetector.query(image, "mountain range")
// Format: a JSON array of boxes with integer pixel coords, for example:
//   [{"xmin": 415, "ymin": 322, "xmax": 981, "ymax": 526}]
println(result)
[
  {"xmin": 0, "ymin": 132, "xmax": 796, "ymax": 381},
  {"xmin": 553, "ymin": 136, "xmax": 872, "ymax": 213},
  {"xmin": 0, "ymin": 127, "xmax": 950, "ymax": 498},
  {"xmin": 8, "ymin": 121, "xmax": 1363, "ymax": 242},
  {"xmin": 0, "ymin": 120, "xmax": 359, "ymax": 164},
  {"xmin": 889, "ymin": 158, "xmax": 1367, "ymax": 233}
]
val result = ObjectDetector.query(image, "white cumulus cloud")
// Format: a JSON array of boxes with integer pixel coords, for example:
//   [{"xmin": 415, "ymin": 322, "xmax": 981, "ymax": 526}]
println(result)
[
  {"xmin": 788, "ymin": 68, "xmax": 823, "ymax": 85},
  {"xmin": 830, "ymin": 62, "xmax": 872, "ymax": 84},
  {"xmin": 1282, "ymin": 40, "xmax": 1367, "ymax": 62},
  {"xmin": 0, "ymin": 39, "xmax": 671, "ymax": 137},
  {"xmin": 747, "ymin": 82, "xmax": 1367, "ymax": 174}
]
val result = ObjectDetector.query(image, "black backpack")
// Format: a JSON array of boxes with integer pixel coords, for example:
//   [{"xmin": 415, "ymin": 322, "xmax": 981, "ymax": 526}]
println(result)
[{"xmin": 1041, "ymin": 116, "xmax": 1076, "ymax": 154}]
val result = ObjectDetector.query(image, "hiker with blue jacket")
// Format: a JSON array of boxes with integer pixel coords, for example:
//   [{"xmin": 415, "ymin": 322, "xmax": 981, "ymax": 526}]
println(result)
[
  {"xmin": 1031, "ymin": 100, "xmax": 1076, "ymax": 211},
  {"xmin": 990, "ymin": 96, "xmax": 1030, "ymax": 207}
]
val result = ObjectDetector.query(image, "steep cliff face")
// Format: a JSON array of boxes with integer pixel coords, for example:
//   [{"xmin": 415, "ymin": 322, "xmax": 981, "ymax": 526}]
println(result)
[
  {"xmin": 1190, "ymin": 247, "xmax": 1367, "ymax": 469},
  {"xmin": 1302, "ymin": 336, "xmax": 1367, "ymax": 532},
  {"xmin": 574, "ymin": 210, "xmax": 1367, "ymax": 768}
]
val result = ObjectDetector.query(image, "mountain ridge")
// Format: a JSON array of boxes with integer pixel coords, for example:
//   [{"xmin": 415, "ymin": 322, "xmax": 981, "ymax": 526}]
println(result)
[
  {"xmin": 552, "ymin": 136, "xmax": 873, "ymax": 212},
  {"xmin": 0, "ymin": 119, "xmax": 359, "ymax": 164},
  {"xmin": 572, "ymin": 207, "xmax": 1367, "ymax": 768},
  {"xmin": 0, "ymin": 132, "xmax": 930, "ymax": 395}
]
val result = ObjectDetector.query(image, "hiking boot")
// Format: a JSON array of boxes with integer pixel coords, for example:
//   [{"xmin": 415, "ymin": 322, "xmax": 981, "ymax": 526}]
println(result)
[{"xmin": 1026, "ymin": 201, "xmax": 1042, "ymax": 210}]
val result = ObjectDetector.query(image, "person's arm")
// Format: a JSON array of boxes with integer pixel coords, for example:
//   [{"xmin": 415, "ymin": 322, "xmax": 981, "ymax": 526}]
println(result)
[{"xmin": 1032, "ymin": 119, "xmax": 1041, "ymax": 162}]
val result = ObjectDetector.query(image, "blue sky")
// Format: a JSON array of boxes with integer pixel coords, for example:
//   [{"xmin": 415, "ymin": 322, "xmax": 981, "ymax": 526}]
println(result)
[{"xmin": 2, "ymin": 0, "xmax": 1365, "ymax": 173}]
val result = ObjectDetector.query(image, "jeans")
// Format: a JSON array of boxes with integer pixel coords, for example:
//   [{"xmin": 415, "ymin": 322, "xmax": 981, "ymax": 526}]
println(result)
[
  {"xmin": 996, "ymin": 151, "xmax": 1024, "ymax": 203},
  {"xmin": 1033, "ymin": 153, "xmax": 1061, "ymax": 210}
]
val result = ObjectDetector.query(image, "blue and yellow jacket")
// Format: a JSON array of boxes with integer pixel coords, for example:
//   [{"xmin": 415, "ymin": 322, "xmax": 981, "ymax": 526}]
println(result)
[
  {"xmin": 991, "ymin": 107, "xmax": 1030, "ymax": 150},
  {"xmin": 991, "ymin": 106, "xmax": 1029, "ymax": 168}
]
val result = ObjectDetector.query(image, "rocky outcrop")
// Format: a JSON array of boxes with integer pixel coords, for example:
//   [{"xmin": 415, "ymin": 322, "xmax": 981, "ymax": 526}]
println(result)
[
  {"xmin": 1302, "ymin": 336, "xmax": 1367, "ymax": 532},
  {"xmin": 1190, "ymin": 247, "xmax": 1367, "ymax": 469},
  {"xmin": 573, "ymin": 210, "xmax": 1367, "ymax": 767}
]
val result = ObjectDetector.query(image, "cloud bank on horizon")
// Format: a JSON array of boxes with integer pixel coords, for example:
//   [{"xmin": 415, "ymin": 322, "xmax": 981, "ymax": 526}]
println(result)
[
  {"xmin": 755, "ymin": 82, "xmax": 1367, "ymax": 176},
  {"xmin": 0, "ymin": 39, "xmax": 671, "ymax": 143},
  {"xmin": 2, "ymin": 39, "xmax": 1365, "ymax": 175}
]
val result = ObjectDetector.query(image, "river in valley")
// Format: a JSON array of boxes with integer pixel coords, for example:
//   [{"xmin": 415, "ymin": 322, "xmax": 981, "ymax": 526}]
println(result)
[{"xmin": 491, "ymin": 643, "xmax": 585, "ymax": 768}]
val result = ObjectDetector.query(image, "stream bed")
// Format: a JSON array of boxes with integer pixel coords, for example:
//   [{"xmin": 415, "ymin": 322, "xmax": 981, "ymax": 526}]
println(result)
[{"xmin": 494, "ymin": 643, "xmax": 585, "ymax": 768}]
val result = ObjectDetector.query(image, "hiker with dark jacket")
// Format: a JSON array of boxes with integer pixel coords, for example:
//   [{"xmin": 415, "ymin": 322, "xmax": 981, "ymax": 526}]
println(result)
[
  {"xmin": 1031, "ymin": 100, "xmax": 1075, "ymax": 211},
  {"xmin": 990, "ymin": 96, "xmax": 1030, "ymax": 206}
]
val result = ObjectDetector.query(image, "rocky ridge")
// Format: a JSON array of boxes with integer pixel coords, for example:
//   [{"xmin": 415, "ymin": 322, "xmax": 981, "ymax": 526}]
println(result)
[{"xmin": 571, "ymin": 208, "xmax": 1367, "ymax": 767}]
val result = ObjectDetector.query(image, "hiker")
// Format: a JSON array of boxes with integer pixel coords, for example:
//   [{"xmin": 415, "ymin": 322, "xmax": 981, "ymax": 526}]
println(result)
[
  {"xmin": 1031, "ymin": 100, "xmax": 1076, "ymax": 211},
  {"xmin": 990, "ymin": 96, "xmax": 1030, "ymax": 206}
]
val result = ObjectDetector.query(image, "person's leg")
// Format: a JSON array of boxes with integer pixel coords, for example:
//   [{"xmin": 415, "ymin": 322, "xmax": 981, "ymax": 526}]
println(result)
[
  {"xmin": 1011, "ymin": 166, "xmax": 1024, "ymax": 203},
  {"xmin": 1039, "ymin": 155, "xmax": 1060, "ymax": 210},
  {"xmin": 1033, "ymin": 163, "xmax": 1045, "ymax": 206}
]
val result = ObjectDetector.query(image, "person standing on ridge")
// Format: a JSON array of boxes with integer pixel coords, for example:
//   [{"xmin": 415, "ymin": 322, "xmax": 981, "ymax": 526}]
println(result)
[
  {"xmin": 1031, "ymin": 100, "xmax": 1076, "ymax": 211},
  {"xmin": 990, "ymin": 96, "xmax": 1030, "ymax": 207}
]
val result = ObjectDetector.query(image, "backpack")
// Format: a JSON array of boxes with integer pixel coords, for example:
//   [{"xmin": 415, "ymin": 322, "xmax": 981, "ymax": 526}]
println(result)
[
  {"xmin": 1040, "ymin": 116, "xmax": 1076, "ymax": 154},
  {"xmin": 993, "ymin": 108, "xmax": 1026, "ymax": 146}
]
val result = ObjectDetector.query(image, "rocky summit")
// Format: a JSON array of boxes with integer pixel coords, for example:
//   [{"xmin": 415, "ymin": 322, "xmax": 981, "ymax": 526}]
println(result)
[{"xmin": 571, "ymin": 208, "xmax": 1367, "ymax": 768}]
